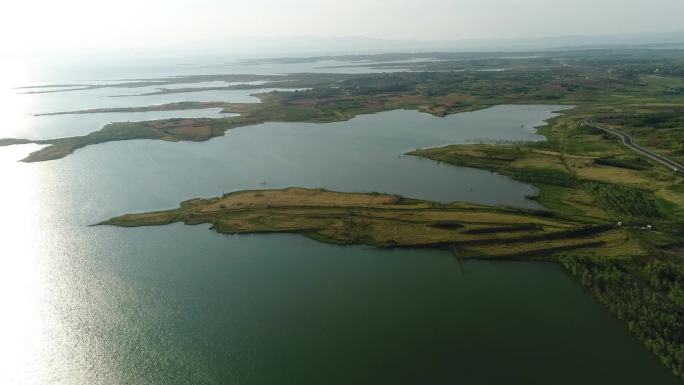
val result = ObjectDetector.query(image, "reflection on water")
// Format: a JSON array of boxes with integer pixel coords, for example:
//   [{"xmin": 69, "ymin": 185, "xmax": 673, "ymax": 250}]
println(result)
[
  {"xmin": 0, "ymin": 70, "xmax": 54, "ymax": 382},
  {"xmin": 0, "ymin": 146, "xmax": 53, "ymax": 385}
]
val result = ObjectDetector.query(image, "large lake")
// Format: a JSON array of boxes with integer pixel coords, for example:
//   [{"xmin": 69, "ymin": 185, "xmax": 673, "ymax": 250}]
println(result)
[{"xmin": 0, "ymin": 66, "xmax": 679, "ymax": 384}]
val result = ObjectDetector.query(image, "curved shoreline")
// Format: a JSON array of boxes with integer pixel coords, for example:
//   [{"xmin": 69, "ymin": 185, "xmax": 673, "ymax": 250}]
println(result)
[{"xmin": 2, "ymin": 101, "xmax": 564, "ymax": 163}]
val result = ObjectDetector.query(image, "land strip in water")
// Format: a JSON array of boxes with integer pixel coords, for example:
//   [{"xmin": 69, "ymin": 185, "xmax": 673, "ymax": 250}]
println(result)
[
  {"xmin": 101, "ymin": 187, "xmax": 628, "ymax": 259},
  {"xmin": 5, "ymin": 49, "xmax": 684, "ymax": 163},
  {"xmin": 15, "ymin": 74, "xmax": 290, "ymax": 94},
  {"xmin": 33, "ymin": 101, "xmax": 228, "ymax": 116}
]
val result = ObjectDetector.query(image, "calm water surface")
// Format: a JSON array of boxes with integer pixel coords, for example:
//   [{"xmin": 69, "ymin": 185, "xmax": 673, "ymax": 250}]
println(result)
[{"xmin": 0, "ymin": 102, "xmax": 678, "ymax": 384}]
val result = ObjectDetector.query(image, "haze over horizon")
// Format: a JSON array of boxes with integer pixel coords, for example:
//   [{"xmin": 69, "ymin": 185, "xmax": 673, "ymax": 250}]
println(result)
[{"xmin": 3, "ymin": 0, "xmax": 684, "ymax": 59}]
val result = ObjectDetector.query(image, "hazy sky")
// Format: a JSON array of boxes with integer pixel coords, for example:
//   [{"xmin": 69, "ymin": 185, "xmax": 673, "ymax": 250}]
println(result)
[{"xmin": 2, "ymin": 0, "xmax": 683, "ymax": 55}]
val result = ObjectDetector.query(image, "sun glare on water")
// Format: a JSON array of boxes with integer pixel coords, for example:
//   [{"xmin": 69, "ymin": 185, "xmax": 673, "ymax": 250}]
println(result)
[{"xmin": 0, "ymin": 61, "xmax": 60, "ymax": 384}]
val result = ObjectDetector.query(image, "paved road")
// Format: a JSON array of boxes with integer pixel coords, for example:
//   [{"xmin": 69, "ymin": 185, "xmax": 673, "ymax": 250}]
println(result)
[{"xmin": 583, "ymin": 120, "xmax": 684, "ymax": 174}]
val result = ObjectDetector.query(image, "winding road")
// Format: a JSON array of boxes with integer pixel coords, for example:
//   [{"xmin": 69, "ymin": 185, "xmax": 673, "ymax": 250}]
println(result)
[{"xmin": 583, "ymin": 120, "xmax": 684, "ymax": 174}]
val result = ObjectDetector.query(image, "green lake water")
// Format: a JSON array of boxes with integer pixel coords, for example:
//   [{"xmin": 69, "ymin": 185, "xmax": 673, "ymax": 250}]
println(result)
[{"xmin": 0, "ymin": 104, "xmax": 678, "ymax": 384}]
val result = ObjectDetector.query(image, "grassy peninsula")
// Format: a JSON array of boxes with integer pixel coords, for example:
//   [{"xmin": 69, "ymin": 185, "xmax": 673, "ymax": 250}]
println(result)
[
  {"xmin": 101, "ymin": 187, "xmax": 626, "ymax": 259},
  {"xmin": 16, "ymin": 118, "xmax": 236, "ymax": 162},
  {"xmin": 409, "ymin": 103, "xmax": 684, "ymax": 378}
]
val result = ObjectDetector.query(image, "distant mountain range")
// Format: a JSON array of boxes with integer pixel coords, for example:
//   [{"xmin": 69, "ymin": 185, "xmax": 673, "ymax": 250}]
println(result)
[
  {"xmin": 214, "ymin": 31, "xmax": 684, "ymax": 57},
  {"xmin": 17, "ymin": 31, "xmax": 684, "ymax": 72}
]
